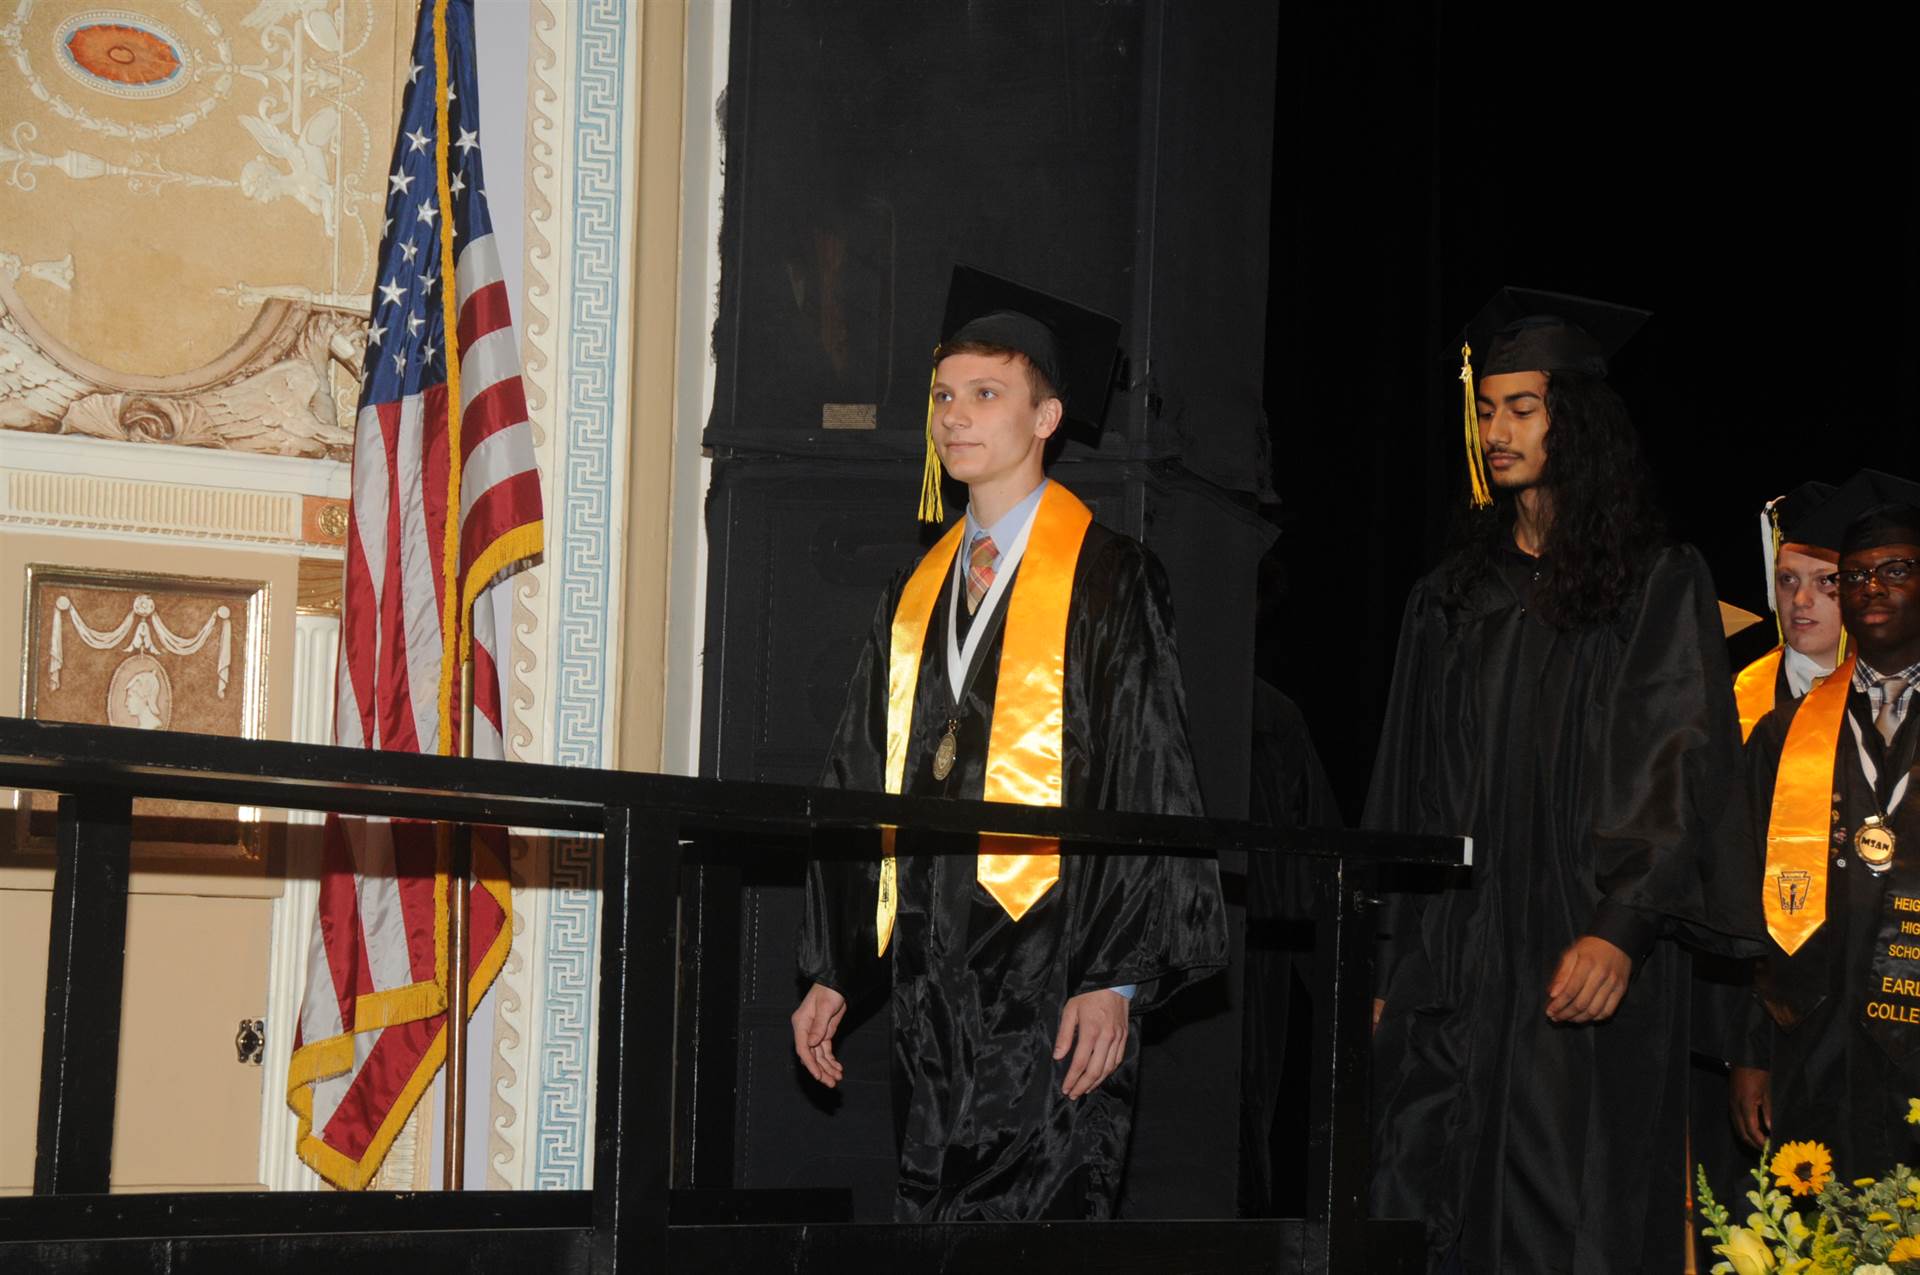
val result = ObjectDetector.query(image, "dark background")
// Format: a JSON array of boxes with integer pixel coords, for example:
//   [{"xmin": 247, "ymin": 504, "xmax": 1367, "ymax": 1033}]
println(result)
[
  {"xmin": 1263, "ymin": 5, "xmax": 1920, "ymax": 817},
  {"xmin": 697, "ymin": 0, "xmax": 1920, "ymax": 1221}
]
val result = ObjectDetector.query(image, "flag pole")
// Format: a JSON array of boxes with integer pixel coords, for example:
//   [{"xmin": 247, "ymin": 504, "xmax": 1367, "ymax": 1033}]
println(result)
[
  {"xmin": 430, "ymin": 0, "xmax": 471, "ymax": 1192},
  {"xmin": 443, "ymin": 655, "xmax": 475, "ymax": 1189},
  {"xmin": 441, "ymin": 663, "xmax": 475, "ymax": 1189}
]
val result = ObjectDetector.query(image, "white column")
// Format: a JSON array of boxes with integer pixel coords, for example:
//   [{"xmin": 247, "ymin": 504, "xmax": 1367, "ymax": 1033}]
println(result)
[{"xmin": 257, "ymin": 611, "xmax": 339, "ymax": 1190}]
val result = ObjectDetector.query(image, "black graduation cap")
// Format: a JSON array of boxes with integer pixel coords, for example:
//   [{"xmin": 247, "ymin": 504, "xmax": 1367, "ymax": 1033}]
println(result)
[
  {"xmin": 916, "ymin": 266, "xmax": 1122, "ymax": 522},
  {"xmin": 1770, "ymin": 481, "xmax": 1843, "ymax": 550},
  {"xmin": 1448, "ymin": 287, "xmax": 1651, "ymax": 508},
  {"xmin": 938, "ymin": 265, "xmax": 1122, "ymax": 430},
  {"xmin": 1760, "ymin": 480, "xmax": 1842, "ymax": 619},
  {"xmin": 1821, "ymin": 469, "xmax": 1920, "ymax": 556},
  {"xmin": 1455, "ymin": 286, "xmax": 1651, "ymax": 379}
]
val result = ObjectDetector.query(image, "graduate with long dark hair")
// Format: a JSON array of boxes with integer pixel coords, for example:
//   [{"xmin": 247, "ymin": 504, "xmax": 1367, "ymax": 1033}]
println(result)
[{"xmin": 1367, "ymin": 291, "xmax": 1759, "ymax": 1273}]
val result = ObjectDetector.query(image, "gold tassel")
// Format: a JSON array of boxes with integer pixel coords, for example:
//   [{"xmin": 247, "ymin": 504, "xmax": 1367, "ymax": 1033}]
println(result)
[
  {"xmin": 918, "ymin": 357, "xmax": 944, "ymax": 524},
  {"xmin": 1460, "ymin": 342, "xmax": 1492, "ymax": 509},
  {"xmin": 1770, "ymin": 509, "xmax": 1786, "ymax": 650}
]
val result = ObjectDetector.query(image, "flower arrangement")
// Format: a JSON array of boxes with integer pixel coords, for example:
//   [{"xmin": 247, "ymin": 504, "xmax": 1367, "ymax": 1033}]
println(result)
[{"xmin": 1696, "ymin": 1101, "xmax": 1920, "ymax": 1275}]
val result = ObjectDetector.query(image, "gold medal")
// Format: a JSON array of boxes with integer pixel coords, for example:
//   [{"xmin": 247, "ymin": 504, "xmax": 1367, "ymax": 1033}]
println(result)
[
  {"xmin": 1856, "ymin": 816, "xmax": 1898, "ymax": 873},
  {"xmin": 932, "ymin": 721, "xmax": 958, "ymax": 781}
]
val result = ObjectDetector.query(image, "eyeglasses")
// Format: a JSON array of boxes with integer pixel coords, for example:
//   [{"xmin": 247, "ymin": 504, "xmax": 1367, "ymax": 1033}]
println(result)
[{"xmin": 1836, "ymin": 558, "xmax": 1920, "ymax": 590}]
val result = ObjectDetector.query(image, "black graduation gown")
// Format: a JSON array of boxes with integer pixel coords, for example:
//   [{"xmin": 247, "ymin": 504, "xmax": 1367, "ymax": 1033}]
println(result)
[
  {"xmin": 799, "ymin": 520, "xmax": 1227, "ymax": 1222},
  {"xmin": 1746, "ymin": 693, "xmax": 1920, "ymax": 1176},
  {"xmin": 1367, "ymin": 541, "xmax": 1755, "ymax": 1274}
]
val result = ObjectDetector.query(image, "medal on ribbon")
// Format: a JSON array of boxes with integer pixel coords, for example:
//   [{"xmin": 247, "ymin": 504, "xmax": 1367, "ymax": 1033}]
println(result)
[{"xmin": 1858, "ymin": 816, "xmax": 1899, "ymax": 873}]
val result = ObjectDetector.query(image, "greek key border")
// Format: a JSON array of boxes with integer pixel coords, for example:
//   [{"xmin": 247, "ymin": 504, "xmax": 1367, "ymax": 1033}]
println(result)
[{"xmin": 536, "ymin": 0, "xmax": 628, "ymax": 1190}]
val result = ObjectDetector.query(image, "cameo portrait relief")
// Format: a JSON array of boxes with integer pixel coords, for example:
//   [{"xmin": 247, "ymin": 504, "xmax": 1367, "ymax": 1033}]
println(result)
[
  {"xmin": 107, "ymin": 655, "xmax": 173, "ymax": 731},
  {"xmin": 9, "ymin": 566, "xmax": 270, "ymax": 861},
  {"xmin": 23, "ymin": 569, "xmax": 264, "ymax": 738}
]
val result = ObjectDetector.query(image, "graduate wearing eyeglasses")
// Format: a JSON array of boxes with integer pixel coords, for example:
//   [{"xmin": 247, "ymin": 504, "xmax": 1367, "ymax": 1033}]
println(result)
[{"xmin": 1736, "ymin": 470, "xmax": 1920, "ymax": 1178}]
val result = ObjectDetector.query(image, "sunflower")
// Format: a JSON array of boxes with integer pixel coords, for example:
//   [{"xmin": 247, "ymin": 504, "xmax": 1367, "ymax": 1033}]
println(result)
[
  {"xmin": 1770, "ymin": 1140, "xmax": 1835, "ymax": 1197},
  {"xmin": 1889, "ymin": 1234, "xmax": 1920, "ymax": 1261}
]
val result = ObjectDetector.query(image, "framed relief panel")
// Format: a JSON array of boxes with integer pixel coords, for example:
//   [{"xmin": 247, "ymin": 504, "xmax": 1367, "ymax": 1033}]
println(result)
[
  {"xmin": 14, "ymin": 565, "xmax": 271, "ymax": 858},
  {"xmin": 23, "ymin": 565, "xmax": 268, "ymax": 736}
]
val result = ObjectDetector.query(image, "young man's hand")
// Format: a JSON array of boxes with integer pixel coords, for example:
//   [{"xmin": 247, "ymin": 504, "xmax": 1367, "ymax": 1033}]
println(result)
[
  {"xmin": 792, "ymin": 982, "xmax": 848, "ymax": 1087},
  {"xmin": 1054, "ymin": 988, "xmax": 1129, "ymax": 1100},
  {"xmin": 1544, "ymin": 935, "xmax": 1632, "ymax": 1023},
  {"xmin": 1729, "ymin": 1065, "xmax": 1772, "ymax": 1149}
]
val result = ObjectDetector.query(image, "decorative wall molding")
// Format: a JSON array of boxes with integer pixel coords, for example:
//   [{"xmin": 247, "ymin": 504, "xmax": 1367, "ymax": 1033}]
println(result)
[
  {"xmin": 511, "ymin": 0, "xmax": 561, "ymax": 775},
  {"xmin": 533, "ymin": 833, "xmax": 601, "ymax": 1189},
  {"xmin": 0, "ymin": 431, "xmax": 349, "ymax": 499},
  {"xmin": 551, "ymin": 0, "xmax": 632, "ymax": 774},
  {"xmin": 524, "ymin": 0, "xmax": 643, "ymax": 1192},
  {"xmin": 1, "ymin": 277, "xmax": 361, "ymax": 459},
  {"xmin": 2, "ymin": 0, "xmax": 390, "ymax": 286},
  {"xmin": 487, "ymin": 832, "xmax": 544, "ymax": 1189},
  {"xmin": 4, "ymin": 470, "xmax": 302, "ymax": 543}
]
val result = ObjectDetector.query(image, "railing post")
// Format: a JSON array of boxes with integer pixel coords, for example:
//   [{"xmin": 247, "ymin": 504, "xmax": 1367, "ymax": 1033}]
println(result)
[
  {"xmin": 674, "ymin": 857, "xmax": 742, "ymax": 1189},
  {"xmin": 1303, "ymin": 856, "xmax": 1381, "ymax": 1268},
  {"xmin": 592, "ymin": 806, "xmax": 683, "ymax": 1273},
  {"xmin": 35, "ymin": 790, "xmax": 134, "ymax": 1195}
]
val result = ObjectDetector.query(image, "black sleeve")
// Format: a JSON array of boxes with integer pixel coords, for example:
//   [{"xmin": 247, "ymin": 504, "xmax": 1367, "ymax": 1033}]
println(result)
[
  {"xmin": 1363, "ymin": 584, "xmax": 1444, "ymax": 996},
  {"xmin": 1065, "ymin": 538, "xmax": 1226, "ymax": 1010},
  {"xmin": 797, "ymin": 582, "xmax": 897, "ymax": 999},
  {"xmin": 1585, "ymin": 545, "xmax": 1762, "ymax": 957}
]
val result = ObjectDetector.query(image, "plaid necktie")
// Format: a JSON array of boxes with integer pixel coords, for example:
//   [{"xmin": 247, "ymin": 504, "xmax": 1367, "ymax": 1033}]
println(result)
[{"xmin": 965, "ymin": 532, "xmax": 997, "ymax": 614}]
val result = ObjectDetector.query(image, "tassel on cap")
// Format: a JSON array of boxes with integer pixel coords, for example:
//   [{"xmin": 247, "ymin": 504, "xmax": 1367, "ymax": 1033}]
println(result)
[
  {"xmin": 1762, "ymin": 496, "xmax": 1785, "ymax": 646},
  {"xmin": 1459, "ymin": 342, "xmax": 1492, "ymax": 509},
  {"xmin": 918, "ymin": 355, "xmax": 944, "ymax": 524}
]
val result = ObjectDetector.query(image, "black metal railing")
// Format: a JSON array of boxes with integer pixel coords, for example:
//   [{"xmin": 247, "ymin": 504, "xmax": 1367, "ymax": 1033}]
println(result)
[{"xmin": 0, "ymin": 716, "xmax": 1465, "ymax": 1274}]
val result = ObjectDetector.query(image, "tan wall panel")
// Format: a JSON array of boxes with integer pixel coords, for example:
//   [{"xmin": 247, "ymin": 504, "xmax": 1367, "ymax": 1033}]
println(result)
[
  {"xmin": 0, "ymin": 891, "xmax": 274, "ymax": 1193},
  {"xmin": 0, "ymin": 531, "xmax": 295, "ymax": 1189},
  {"xmin": 0, "ymin": 887, "xmax": 51, "ymax": 1194},
  {"xmin": 110, "ymin": 893, "xmax": 273, "ymax": 1190}
]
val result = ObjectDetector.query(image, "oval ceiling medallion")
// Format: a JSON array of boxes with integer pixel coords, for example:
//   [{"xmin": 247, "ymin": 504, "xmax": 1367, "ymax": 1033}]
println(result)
[{"xmin": 55, "ymin": 10, "xmax": 188, "ymax": 99}]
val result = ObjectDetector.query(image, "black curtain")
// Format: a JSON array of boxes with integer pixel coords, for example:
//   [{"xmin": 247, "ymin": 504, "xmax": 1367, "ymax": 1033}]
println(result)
[{"xmin": 1261, "ymin": 3, "xmax": 1920, "ymax": 814}]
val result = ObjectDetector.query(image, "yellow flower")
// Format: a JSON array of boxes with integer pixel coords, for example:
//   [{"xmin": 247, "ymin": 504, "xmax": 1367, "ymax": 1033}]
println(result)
[
  {"xmin": 1714, "ymin": 1226, "xmax": 1777, "ymax": 1275},
  {"xmin": 1770, "ymin": 1140, "xmax": 1835, "ymax": 1197},
  {"xmin": 1890, "ymin": 1235, "xmax": 1920, "ymax": 1261},
  {"xmin": 1906, "ymin": 1097, "xmax": 1920, "ymax": 1125}
]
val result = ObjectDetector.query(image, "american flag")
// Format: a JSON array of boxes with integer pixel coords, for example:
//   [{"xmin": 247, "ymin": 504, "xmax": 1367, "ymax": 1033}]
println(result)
[{"xmin": 287, "ymin": 0, "xmax": 542, "ymax": 1190}]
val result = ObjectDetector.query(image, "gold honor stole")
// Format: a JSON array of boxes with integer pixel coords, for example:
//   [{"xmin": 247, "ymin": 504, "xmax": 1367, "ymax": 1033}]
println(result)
[
  {"xmin": 1734, "ymin": 647, "xmax": 1784, "ymax": 743},
  {"xmin": 875, "ymin": 482, "xmax": 1094, "ymax": 956},
  {"xmin": 1764, "ymin": 654, "xmax": 1855, "ymax": 955}
]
